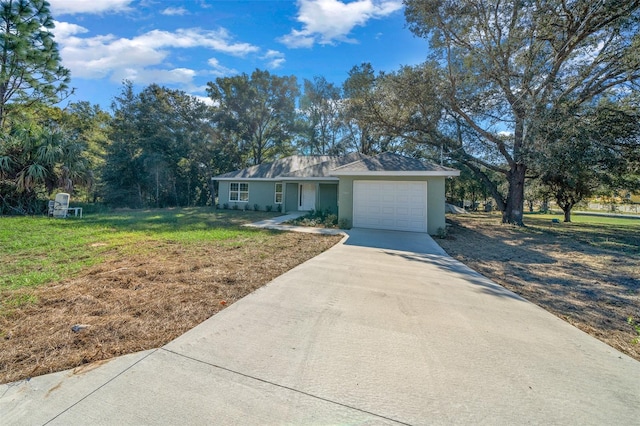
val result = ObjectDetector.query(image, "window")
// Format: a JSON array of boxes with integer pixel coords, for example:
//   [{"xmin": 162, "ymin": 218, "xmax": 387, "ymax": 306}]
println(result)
[
  {"xmin": 229, "ymin": 182, "xmax": 249, "ymax": 202},
  {"xmin": 274, "ymin": 182, "xmax": 283, "ymax": 204}
]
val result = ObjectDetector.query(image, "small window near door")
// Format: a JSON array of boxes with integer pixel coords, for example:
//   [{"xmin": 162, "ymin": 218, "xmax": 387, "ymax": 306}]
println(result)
[
  {"xmin": 274, "ymin": 182, "xmax": 283, "ymax": 204},
  {"xmin": 229, "ymin": 182, "xmax": 249, "ymax": 202}
]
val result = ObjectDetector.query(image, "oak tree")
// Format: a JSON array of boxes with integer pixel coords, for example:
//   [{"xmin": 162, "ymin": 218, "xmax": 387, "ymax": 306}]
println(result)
[
  {"xmin": 207, "ymin": 69, "xmax": 299, "ymax": 166},
  {"xmin": 404, "ymin": 0, "xmax": 640, "ymax": 225}
]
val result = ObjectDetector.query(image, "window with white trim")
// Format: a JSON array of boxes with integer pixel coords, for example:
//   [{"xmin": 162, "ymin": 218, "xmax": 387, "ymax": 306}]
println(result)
[
  {"xmin": 229, "ymin": 182, "xmax": 249, "ymax": 202},
  {"xmin": 274, "ymin": 182, "xmax": 283, "ymax": 204}
]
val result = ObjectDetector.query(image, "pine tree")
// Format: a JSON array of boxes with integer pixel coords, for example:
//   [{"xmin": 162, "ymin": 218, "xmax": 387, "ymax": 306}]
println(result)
[{"xmin": 0, "ymin": 0, "xmax": 71, "ymax": 129}]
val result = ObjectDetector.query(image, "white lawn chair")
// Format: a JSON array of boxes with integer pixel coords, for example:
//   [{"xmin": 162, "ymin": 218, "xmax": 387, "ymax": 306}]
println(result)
[{"xmin": 52, "ymin": 193, "xmax": 70, "ymax": 218}]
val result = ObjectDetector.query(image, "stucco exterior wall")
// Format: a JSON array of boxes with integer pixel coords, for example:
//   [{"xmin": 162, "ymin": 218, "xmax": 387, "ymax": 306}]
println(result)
[
  {"xmin": 217, "ymin": 180, "xmax": 280, "ymax": 211},
  {"xmin": 253, "ymin": 181, "xmax": 280, "ymax": 210},
  {"xmin": 217, "ymin": 181, "xmax": 228, "ymax": 206},
  {"xmin": 425, "ymin": 176, "xmax": 446, "ymax": 235},
  {"xmin": 216, "ymin": 180, "xmax": 341, "ymax": 215},
  {"xmin": 337, "ymin": 177, "xmax": 355, "ymax": 225},
  {"xmin": 337, "ymin": 175, "xmax": 448, "ymax": 234},
  {"xmin": 317, "ymin": 183, "xmax": 338, "ymax": 214}
]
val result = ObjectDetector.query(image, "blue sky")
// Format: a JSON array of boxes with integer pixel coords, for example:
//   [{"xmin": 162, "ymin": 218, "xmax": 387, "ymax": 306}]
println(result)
[{"xmin": 48, "ymin": 0, "xmax": 429, "ymax": 109}]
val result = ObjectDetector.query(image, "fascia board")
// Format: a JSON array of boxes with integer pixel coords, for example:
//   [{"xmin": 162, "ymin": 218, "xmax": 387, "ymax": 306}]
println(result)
[
  {"xmin": 213, "ymin": 177, "xmax": 340, "ymax": 181},
  {"xmin": 329, "ymin": 171, "xmax": 461, "ymax": 177}
]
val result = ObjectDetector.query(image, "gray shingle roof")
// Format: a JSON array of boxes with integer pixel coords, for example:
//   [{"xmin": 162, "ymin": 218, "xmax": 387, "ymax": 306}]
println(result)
[
  {"xmin": 331, "ymin": 152, "xmax": 458, "ymax": 173},
  {"xmin": 214, "ymin": 155, "xmax": 336, "ymax": 179},
  {"xmin": 213, "ymin": 152, "xmax": 458, "ymax": 179},
  {"xmin": 280, "ymin": 152, "xmax": 367, "ymax": 178}
]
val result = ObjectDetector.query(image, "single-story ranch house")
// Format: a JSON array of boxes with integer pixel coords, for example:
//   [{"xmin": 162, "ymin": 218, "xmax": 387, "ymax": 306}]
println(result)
[{"xmin": 213, "ymin": 152, "xmax": 460, "ymax": 234}]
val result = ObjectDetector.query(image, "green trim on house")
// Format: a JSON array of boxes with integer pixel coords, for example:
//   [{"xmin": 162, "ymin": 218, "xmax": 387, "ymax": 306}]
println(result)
[
  {"xmin": 317, "ymin": 183, "xmax": 338, "ymax": 214},
  {"xmin": 284, "ymin": 182, "xmax": 298, "ymax": 212}
]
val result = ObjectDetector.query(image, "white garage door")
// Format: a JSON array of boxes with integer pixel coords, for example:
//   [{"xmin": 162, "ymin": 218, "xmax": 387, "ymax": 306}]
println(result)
[{"xmin": 353, "ymin": 181, "xmax": 427, "ymax": 232}]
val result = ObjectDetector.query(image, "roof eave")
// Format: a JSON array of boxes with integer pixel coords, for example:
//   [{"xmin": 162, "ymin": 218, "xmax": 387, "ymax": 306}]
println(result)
[
  {"xmin": 213, "ymin": 177, "xmax": 278, "ymax": 181},
  {"xmin": 213, "ymin": 176, "xmax": 340, "ymax": 181},
  {"xmin": 282, "ymin": 177, "xmax": 339, "ymax": 181},
  {"xmin": 330, "ymin": 170, "xmax": 461, "ymax": 177}
]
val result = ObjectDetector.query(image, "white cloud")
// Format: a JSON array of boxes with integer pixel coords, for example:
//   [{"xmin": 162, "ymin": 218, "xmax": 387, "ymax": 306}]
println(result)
[
  {"xmin": 280, "ymin": 0, "xmax": 402, "ymax": 48},
  {"xmin": 279, "ymin": 29, "xmax": 316, "ymax": 49},
  {"xmin": 161, "ymin": 7, "xmax": 189, "ymax": 16},
  {"xmin": 269, "ymin": 58, "xmax": 286, "ymax": 68},
  {"xmin": 207, "ymin": 58, "xmax": 238, "ymax": 77},
  {"xmin": 114, "ymin": 68, "xmax": 197, "ymax": 86},
  {"xmin": 262, "ymin": 50, "xmax": 286, "ymax": 69},
  {"xmin": 52, "ymin": 21, "xmax": 88, "ymax": 40},
  {"xmin": 192, "ymin": 95, "xmax": 216, "ymax": 106},
  {"xmin": 52, "ymin": 23, "xmax": 259, "ymax": 83},
  {"xmin": 49, "ymin": 0, "xmax": 134, "ymax": 15}
]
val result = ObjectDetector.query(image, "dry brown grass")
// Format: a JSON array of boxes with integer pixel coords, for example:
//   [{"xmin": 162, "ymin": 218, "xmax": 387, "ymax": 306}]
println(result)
[
  {"xmin": 436, "ymin": 213, "xmax": 640, "ymax": 361},
  {"xmin": 0, "ymin": 232, "xmax": 341, "ymax": 384},
  {"xmin": 4, "ymin": 211, "xmax": 637, "ymax": 384}
]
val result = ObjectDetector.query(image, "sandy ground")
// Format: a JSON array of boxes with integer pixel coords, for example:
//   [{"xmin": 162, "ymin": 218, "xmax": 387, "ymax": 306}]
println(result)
[
  {"xmin": 0, "ymin": 232, "xmax": 342, "ymax": 384},
  {"xmin": 436, "ymin": 213, "xmax": 640, "ymax": 361},
  {"xmin": 2, "ymin": 213, "xmax": 638, "ymax": 384}
]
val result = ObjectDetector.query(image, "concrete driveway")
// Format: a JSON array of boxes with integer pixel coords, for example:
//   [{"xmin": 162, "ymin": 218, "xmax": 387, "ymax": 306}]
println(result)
[{"xmin": 2, "ymin": 229, "xmax": 639, "ymax": 424}]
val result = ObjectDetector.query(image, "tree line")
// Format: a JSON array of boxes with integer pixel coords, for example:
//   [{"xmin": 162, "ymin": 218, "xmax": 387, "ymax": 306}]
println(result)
[{"xmin": 0, "ymin": 0, "xmax": 639, "ymax": 223}]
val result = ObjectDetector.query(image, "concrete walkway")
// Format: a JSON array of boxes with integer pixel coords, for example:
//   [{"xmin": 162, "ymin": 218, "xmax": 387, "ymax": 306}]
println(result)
[
  {"xmin": 2, "ymin": 229, "xmax": 639, "ymax": 424},
  {"xmin": 242, "ymin": 211, "xmax": 346, "ymax": 235}
]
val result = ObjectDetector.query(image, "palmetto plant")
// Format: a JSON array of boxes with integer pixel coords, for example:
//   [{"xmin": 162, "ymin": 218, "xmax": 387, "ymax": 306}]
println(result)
[{"xmin": 0, "ymin": 124, "xmax": 92, "ymax": 213}]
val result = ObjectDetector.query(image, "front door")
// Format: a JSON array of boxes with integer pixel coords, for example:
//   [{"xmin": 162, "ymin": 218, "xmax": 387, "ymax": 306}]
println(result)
[{"xmin": 298, "ymin": 183, "xmax": 316, "ymax": 211}]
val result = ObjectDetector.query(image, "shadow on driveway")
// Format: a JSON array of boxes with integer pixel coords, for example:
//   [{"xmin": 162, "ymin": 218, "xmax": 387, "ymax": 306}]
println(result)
[{"xmin": 344, "ymin": 228, "xmax": 527, "ymax": 302}]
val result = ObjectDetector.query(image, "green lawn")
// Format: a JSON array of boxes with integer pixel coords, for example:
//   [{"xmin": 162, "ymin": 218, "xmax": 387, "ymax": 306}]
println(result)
[
  {"xmin": 523, "ymin": 212, "xmax": 640, "ymax": 254},
  {"xmin": 0, "ymin": 207, "xmax": 280, "ymax": 291}
]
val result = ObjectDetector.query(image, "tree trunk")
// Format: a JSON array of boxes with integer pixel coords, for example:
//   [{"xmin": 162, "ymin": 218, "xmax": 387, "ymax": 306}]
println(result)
[
  {"xmin": 173, "ymin": 179, "xmax": 179, "ymax": 207},
  {"xmin": 137, "ymin": 183, "xmax": 143, "ymax": 208},
  {"xmin": 559, "ymin": 200, "xmax": 575, "ymax": 222},
  {"xmin": 209, "ymin": 174, "xmax": 217, "ymax": 207},
  {"xmin": 502, "ymin": 164, "xmax": 526, "ymax": 226},
  {"xmin": 458, "ymin": 159, "xmax": 506, "ymax": 213}
]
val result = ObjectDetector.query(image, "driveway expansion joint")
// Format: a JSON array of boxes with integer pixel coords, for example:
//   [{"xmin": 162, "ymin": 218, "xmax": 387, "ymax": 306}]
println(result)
[
  {"xmin": 160, "ymin": 347, "xmax": 412, "ymax": 426},
  {"xmin": 42, "ymin": 349, "xmax": 160, "ymax": 425}
]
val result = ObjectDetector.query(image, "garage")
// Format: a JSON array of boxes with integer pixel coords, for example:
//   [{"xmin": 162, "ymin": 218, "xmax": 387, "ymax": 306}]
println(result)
[{"xmin": 352, "ymin": 180, "xmax": 427, "ymax": 232}]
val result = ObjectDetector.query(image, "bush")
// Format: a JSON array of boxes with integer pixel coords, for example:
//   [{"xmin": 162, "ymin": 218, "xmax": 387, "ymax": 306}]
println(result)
[
  {"xmin": 435, "ymin": 227, "xmax": 448, "ymax": 239},
  {"xmin": 222, "ymin": 203, "xmax": 229, "ymax": 210},
  {"xmin": 323, "ymin": 214, "xmax": 338, "ymax": 227},
  {"xmin": 244, "ymin": 203, "xmax": 250, "ymax": 211},
  {"xmin": 277, "ymin": 204, "xmax": 282, "ymax": 212},
  {"xmin": 266, "ymin": 205, "xmax": 273, "ymax": 212},
  {"xmin": 253, "ymin": 204, "xmax": 260, "ymax": 211},
  {"xmin": 338, "ymin": 218, "xmax": 350, "ymax": 229},
  {"xmin": 232, "ymin": 204, "xmax": 238, "ymax": 210},
  {"xmin": 286, "ymin": 209, "xmax": 342, "ymax": 228}
]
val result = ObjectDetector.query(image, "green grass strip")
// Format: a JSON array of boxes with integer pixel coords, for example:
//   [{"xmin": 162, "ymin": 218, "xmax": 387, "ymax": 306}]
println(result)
[{"xmin": 0, "ymin": 208, "xmax": 279, "ymax": 291}]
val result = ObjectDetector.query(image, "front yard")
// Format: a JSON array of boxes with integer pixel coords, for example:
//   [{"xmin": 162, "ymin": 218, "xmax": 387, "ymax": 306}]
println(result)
[
  {"xmin": 436, "ymin": 213, "xmax": 640, "ymax": 361},
  {"xmin": 2, "ymin": 208, "xmax": 638, "ymax": 384},
  {"xmin": 0, "ymin": 208, "xmax": 341, "ymax": 384}
]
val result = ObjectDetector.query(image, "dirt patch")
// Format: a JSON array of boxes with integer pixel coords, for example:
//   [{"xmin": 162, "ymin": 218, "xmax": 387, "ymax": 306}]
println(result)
[
  {"xmin": 436, "ymin": 214, "xmax": 640, "ymax": 361},
  {"xmin": 0, "ymin": 231, "xmax": 341, "ymax": 384}
]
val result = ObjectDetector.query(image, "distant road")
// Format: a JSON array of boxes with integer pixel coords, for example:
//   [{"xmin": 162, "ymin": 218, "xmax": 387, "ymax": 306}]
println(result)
[{"xmin": 573, "ymin": 211, "xmax": 640, "ymax": 220}]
